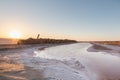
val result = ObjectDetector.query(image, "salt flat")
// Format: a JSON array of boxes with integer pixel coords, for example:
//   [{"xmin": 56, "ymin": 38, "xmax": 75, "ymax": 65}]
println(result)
[
  {"xmin": 34, "ymin": 43, "xmax": 120, "ymax": 80},
  {"xmin": 1, "ymin": 43, "xmax": 120, "ymax": 80}
]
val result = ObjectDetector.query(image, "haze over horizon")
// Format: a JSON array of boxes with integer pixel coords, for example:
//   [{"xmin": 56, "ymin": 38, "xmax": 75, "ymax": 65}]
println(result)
[{"xmin": 0, "ymin": 0, "xmax": 120, "ymax": 41}]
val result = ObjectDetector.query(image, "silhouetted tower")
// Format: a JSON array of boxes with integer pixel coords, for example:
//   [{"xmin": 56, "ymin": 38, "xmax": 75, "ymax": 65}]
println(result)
[{"xmin": 37, "ymin": 34, "xmax": 40, "ymax": 39}]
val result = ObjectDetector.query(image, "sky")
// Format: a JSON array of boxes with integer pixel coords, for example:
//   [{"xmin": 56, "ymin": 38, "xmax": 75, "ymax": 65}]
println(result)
[{"xmin": 0, "ymin": 0, "xmax": 120, "ymax": 41}]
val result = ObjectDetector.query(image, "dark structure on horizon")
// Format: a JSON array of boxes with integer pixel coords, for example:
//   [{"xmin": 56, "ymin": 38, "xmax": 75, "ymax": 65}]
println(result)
[
  {"xmin": 37, "ymin": 34, "xmax": 40, "ymax": 39},
  {"xmin": 17, "ymin": 38, "xmax": 77, "ymax": 44}
]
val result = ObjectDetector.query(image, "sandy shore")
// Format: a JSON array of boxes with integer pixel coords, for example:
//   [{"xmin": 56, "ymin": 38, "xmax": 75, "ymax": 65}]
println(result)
[
  {"xmin": 0, "ymin": 44, "xmax": 59, "ymax": 80},
  {"xmin": 0, "ymin": 43, "xmax": 72, "ymax": 80},
  {"xmin": 0, "ymin": 62, "xmax": 44, "ymax": 80},
  {"xmin": 0, "ymin": 49, "xmax": 45, "ymax": 80},
  {"xmin": 87, "ymin": 43, "xmax": 120, "ymax": 54}
]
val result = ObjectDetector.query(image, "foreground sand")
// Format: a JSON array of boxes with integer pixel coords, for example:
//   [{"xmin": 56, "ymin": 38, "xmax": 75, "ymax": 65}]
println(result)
[
  {"xmin": 0, "ymin": 55, "xmax": 45, "ymax": 80},
  {"xmin": 0, "ymin": 44, "xmax": 58, "ymax": 80}
]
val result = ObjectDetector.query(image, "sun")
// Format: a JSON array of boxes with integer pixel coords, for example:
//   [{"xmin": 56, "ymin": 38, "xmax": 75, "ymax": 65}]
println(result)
[{"xmin": 10, "ymin": 30, "xmax": 22, "ymax": 39}]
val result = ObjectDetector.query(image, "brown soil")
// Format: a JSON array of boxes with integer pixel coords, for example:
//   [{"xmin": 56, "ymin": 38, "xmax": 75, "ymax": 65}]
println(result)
[
  {"xmin": 0, "ymin": 58, "xmax": 44, "ymax": 80},
  {"xmin": 91, "ymin": 44, "xmax": 112, "ymax": 50}
]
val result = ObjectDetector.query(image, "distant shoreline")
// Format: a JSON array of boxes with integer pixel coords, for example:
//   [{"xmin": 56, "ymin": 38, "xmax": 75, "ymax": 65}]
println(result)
[{"xmin": 0, "ymin": 38, "xmax": 18, "ymax": 45}]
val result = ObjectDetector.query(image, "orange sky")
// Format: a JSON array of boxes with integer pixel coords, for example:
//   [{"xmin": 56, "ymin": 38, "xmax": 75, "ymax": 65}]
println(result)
[{"xmin": 0, "ymin": 0, "xmax": 120, "ymax": 41}]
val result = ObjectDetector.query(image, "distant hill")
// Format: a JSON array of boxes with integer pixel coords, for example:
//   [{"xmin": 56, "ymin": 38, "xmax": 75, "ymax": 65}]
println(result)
[{"xmin": 18, "ymin": 38, "xmax": 77, "ymax": 44}]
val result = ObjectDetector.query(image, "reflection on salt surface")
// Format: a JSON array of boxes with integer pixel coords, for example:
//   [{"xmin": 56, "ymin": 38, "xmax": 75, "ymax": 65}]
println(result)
[{"xmin": 35, "ymin": 43, "xmax": 120, "ymax": 80}]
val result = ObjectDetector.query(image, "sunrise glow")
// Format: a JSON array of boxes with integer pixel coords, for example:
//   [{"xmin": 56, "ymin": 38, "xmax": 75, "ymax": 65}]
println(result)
[{"xmin": 9, "ymin": 30, "xmax": 22, "ymax": 39}]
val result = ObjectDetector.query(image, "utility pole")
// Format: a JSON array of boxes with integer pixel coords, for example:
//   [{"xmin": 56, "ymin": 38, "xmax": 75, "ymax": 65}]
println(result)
[{"xmin": 37, "ymin": 34, "xmax": 40, "ymax": 39}]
